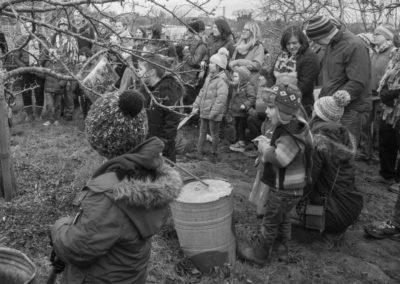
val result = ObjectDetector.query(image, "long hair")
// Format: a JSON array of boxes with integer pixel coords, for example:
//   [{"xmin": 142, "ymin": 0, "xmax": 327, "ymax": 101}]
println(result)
[
  {"xmin": 214, "ymin": 19, "xmax": 232, "ymax": 41},
  {"xmin": 243, "ymin": 21, "xmax": 261, "ymax": 46},
  {"xmin": 280, "ymin": 25, "xmax": 309, "ymax": 55}
]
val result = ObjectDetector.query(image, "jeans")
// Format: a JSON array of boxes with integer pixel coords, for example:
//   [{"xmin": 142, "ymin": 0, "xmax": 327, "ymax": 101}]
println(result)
[
  {"xmin": 341, "ymin": 109, "xmax": 362, "ymax": 147},
  {"xmin": 261, "ymin": 190, "xmax": 301, "ymax": 244},
  {"xmin": 378, "ymin": 119, "xmax": 400, "ymax": 180},
  {"xmin": 198, "ymin": 118, "xmax": 220, "ymax": 153},
  {"xmin": 234, "ymin": 116, "xmax": 247, "ymax": 142},
  {"xmin": 44, "ymin": 92, "xmax": 62, "ymax": 122}
]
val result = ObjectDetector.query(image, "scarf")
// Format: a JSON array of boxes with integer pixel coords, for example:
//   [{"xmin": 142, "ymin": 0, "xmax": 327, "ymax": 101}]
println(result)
[
  {"xmin": 235, "ymin": 39, "xmax": 254, "ymax": 56},
  {"xmin": 92, "ymin": 137, "xmax": 165, "ymax": 178}
]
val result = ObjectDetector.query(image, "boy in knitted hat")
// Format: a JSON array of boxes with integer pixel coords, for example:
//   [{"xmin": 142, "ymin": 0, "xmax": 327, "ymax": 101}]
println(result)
[
  {"xmin": 229, "ymin": 66, "xmax": 256, "ymax": 152},
  {"xmin": 238, "ymin": 83, "xmax": 313, "ymax": 265},
  {"xmin": 188, "ymin": 47, "xmax": 229, "ymax": 163},
  {"xmin": 50, "ymin": 90, "xmax": 182, "ymax": 283}
]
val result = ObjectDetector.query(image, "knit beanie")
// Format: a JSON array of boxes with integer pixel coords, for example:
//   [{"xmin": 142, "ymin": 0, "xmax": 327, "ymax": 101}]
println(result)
[
  {"xmin": 263, "ymin": 83, "xmax": 302, "ymax": 122},
  {"xmin": 306, "ymin": 15, "xmax": 336, "ymax": 41},
  {"xmin": 210, "ymin": 47, "xmax": 229, "ymax": 70},
  {"xmin": 357, "ymin": 33, "xmax": 374, "ymax": 46},
  {"xmin": 188, "ymin": 19, "xmax": 205, "ymax": 33},
  {"xmin": 85, "ymin": 90, "xmax": 148, "ymax": 159},
  {"xmin": 233, "ymin": 66, "xmax": 251, "ymax": 83},
  {"xmin": 374, "ymin": 25, "xmax": 395, "ymax": 40},
  {"xmin": 58, "ymin": 17, "xmax": 69, "ymax": 27},
  {"xmin": 314, "ymin": 90, "xmax": 351, "ymax": 122}
]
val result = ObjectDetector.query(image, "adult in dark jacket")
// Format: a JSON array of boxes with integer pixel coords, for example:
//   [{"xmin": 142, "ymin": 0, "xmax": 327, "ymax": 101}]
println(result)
[
  {"xmin": 306, "ymin": 15, "xmax": 371, "ymax": 145},
  {"xmin": 273, "ymin": 26, "xmax": 320, "ymax": 116},
  {"xmin": 203, "ymin": 18, "xmax": 235, "ymax": 63},
  {"xmin": 13, "ymin": 21, "xmax": 48, "ymax": 120},
  {"xmin": 305, "ymin": 91, "xmax": 363, "ymax": 249},
  {"xmin": 51, "ymin": 90, "xmax": 182, "ymax": 283},
  {"xmin": 179, "ymin": 20, "xmax": 208, "ymax": 106},
  {"xmin": 71, "ymin": 9, "xmax": 95, "ymax": 51},
  {"xmin": 138, "ymin": 54, "xmax": 184, "ymax": 162}
]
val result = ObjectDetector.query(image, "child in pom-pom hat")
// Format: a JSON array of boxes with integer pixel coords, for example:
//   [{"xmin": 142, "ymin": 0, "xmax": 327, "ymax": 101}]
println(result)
[
  {"xmin": 188, "ymin": 47, "xmax": 230, "ymax": 163},
  {"xmin": 238, "ymin": 83, "xmax": 313, "ymax": 265},
  {"xmin": 50, "ymin": 90, "xmax": 182, "ymax": 283}
]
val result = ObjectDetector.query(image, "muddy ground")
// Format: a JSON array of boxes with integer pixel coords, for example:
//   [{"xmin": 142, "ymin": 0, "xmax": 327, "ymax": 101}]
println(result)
[{"xmin": 0, "ymin": 120, "xmax": 399, "ymax": 283}]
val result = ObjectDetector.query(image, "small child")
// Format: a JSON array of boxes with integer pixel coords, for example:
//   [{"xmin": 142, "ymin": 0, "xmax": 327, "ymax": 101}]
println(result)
[
  {"xmin": 238, "ymin": 83, "xmax": 313, "ymax": 265},
  {"xmin": 229, "ymin": 66, "xmax": 256, "ymax": 152},
  {"xmin": 188, "ymin": 47, "xmax": 229, "ymax": 163}
]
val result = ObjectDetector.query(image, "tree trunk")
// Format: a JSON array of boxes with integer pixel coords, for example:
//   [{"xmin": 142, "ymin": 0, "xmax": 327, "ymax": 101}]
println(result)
[{"xmin": 0, "ymin": 71, "xmax": 17, "ymax": 201}]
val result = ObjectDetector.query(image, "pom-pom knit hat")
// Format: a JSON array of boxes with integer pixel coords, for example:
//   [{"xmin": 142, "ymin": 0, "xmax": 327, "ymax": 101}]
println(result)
[
  {"xmin": 85, "ymin": 90, "xmax": 149, "ymax": 159},
  {"xmin": 374, "ymin": 25, "xmax": 395, "ymax": 41},
  {"xmin": 306, "ymin": 15, "xmax": 336, "ymax": 41},
  {"xmin": 263, "ymin": 83, "xmax": 302, "ymax": 122},
  {"xmin": 314, "ymin": 90, "xmax": 351, "ymax": 122},
  {"xmin": 210, "ymin": 47, "xmax": 229, "ymax": 69}
]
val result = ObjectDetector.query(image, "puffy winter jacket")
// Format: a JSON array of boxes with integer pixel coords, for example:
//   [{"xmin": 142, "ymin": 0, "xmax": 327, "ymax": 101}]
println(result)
[
  {"xmin": 193, "ymin": 71, "xmax": 229, "ymax": 121},
  {"xmin": 306, "ymin": 119, "xmax": 363, "ymax": 233},
  {"xmin": 229, "ymin": 82, "xmax": 256, "ymax": 117},
  {"xmin": 51, "ymin": 165, "xmax": 182, "ymax": 284}
]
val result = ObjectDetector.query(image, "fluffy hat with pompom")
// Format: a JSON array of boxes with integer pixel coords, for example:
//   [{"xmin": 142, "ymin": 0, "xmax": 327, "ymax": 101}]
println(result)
[
  {"xmin": 85, "ymin": 90, "xmax": 148, "ymax": 159},
  {"xmin": 314, "ymin": 90, "xmax": 351, "ymax": 122},
  {"xmin": 210, "ymin": 47, "xmax": 229, "ymax": 69}
]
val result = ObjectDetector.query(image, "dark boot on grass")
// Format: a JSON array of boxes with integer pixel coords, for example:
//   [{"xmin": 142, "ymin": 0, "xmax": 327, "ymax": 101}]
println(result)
[
  {"xmin": 207, "ymin": 152, "xmax": 219, "ymax": 164},
  {"xmin": 237, "ymin": 242, "xmax": 271, "ymax": 266},
  {"xmin": 276, "ymin": 242, "xmax": 289, "ymax": 263}
]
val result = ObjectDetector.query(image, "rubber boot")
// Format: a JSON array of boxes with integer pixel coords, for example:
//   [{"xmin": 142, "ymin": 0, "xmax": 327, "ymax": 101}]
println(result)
[
  {"xmin": 208, "ymin": 152, "xmax": 219, "ymax": 164},
  {"xmin": 237, "ymin": 241, "xmax": 271, "ymax": 266},
  {"xmin": 276, "ymin": 242, "xmax": 289, "ymax": 263}
]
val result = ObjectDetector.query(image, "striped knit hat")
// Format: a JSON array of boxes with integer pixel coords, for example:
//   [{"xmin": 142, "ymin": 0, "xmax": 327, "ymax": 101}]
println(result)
[
  {"xmin": 306, "ymin": 15, "xmax": 336, "ymax": 41},
  {"xmin": 374, "ymin": 25, "xmax": 395, "ymax": 40},
  {"xmin": 314, "ymin": 90, "xmax": 351, "ymax": 122}
]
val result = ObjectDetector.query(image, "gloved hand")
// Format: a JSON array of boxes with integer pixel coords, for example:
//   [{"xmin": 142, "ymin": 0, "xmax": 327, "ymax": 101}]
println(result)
[
  {"xmin": 380, "ymin": 88, "xmax": 400, "ymax": 106},
  {"xmin": 50, "ymin": 250, "xmax": 65, "ymax": 274}
]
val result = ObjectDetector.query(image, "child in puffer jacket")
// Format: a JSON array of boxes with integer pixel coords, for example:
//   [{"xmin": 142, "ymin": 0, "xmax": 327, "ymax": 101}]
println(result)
[
  {"xmin": 188, "ymin": 47, "xmax": 229, "ymax": 163},
  {"xmin": 229, "ymin": 66, "xmax": 256, "ymax": 152}
]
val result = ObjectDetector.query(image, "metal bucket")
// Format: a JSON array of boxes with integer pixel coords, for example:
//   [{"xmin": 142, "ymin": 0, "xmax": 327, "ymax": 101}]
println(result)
[
  {"xmin": 170, "ymin": 178, "xmax": 236, "ymax": 272},
  {"xmin": 0, "ymin": 247, "xmax": 36, "ymax": 284}
]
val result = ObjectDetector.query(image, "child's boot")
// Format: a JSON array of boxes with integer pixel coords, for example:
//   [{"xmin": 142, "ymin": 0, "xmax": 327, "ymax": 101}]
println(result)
[
  {"xmin": 208, "ymin": 152, "xmax": 219, "ymax": 164},
  {"xmin": 237, "ymin": 241, "xmax": 271, "ymax": 266},
  {"xmin": 276, "ymin": 242, "xmax": 289, "ymax": 263}
]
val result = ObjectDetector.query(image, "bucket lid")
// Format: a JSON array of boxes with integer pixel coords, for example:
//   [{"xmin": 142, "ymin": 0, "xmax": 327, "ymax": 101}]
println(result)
[{"xmin": 176, "ymin": 179, "xmax": 232, "ymax": 203}]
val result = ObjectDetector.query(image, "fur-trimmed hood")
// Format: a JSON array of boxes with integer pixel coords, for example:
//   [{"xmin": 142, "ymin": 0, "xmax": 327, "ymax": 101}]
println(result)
[
  {"xmin": 113, "ymin": 164, "xmax": 182, "ymax": 209},
  {"xmin": 87, "ymin": 163, "xmax": 182, "ymax": 238},
  {"xmin": 312, "ymin": 121, "xmax": 356, "ymax": 162}
]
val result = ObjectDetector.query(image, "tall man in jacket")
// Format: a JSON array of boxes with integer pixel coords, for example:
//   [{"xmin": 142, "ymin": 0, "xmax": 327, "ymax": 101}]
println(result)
[
  {"xmin": 306, "ymin": 15, "xmax": 371, "ymax": 145},
  {"xmin": 138, "ymin": 54, "xmax": 184, "ymax": 162}
]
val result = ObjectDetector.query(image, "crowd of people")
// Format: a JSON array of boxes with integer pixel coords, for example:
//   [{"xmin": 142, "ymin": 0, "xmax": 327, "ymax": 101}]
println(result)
[{"xmin": 4, "ymin": 9, "xmax": 400, "ymax": 283}]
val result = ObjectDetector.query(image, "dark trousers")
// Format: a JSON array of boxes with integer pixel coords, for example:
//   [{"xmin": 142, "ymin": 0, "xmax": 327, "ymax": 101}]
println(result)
[
  {"xmin": 234, "ymin": 116, "xmax": 247, "ymax": 142},
  {"xmin": 163, "ymin": 139, "xmax": 176, "ymax": 163},
  {"xmin": 19, "ymin": 73, "xmax": 45, "ymax": 115},
  {"xmin": 378, "ymin": 119, "xmax": 400, "ymax": 180},
  {"xmin": 341, "ymin": 109, "xmax": 362, "ymax": 147},
  {"xmin": 394, "ymin": 192, "xmax": 400, "ymax": 228},
  {"xmin": 247, "ymin": 113, "xmax": 266, "ymax": 141},
  {"xmin": 261, "ymin": 190, "xmax": 301, "ymax": 244}
]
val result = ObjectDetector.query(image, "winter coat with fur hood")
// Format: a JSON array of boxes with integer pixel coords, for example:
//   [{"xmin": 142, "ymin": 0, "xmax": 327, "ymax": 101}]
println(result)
[
  {"xmin": 51, "ymin": 163, "xmax": 182, "ymax": 284},
  {"xmin": 306, "ymin": 119, "xmax": 356, "ymax": 204},
  {"xmin": 193, "ymin": 71, "xmax": 229, "ymax": 121}
]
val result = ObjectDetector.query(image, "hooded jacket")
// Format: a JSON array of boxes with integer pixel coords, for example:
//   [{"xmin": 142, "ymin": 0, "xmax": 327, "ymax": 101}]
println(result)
[
  {"xmin": 306, "ymin": 120, "xmax": 356, "ymax": 203},
  {"xmin": 261, "ymin": 117, "xmax": 313, "ymax": 196},
  {"xmin": 180, "ymin": 35, "xmax": 207, "ymax": 84},
  {"xmin": 229, "ymin": 82, "xmax": 256, "ymax": 117},
  {"xmin": 51, "ymin": 161, "xmax": 182, "ymax": 284},
  {"xmin": 306, "ymin": 119, "xmax": 363, "ymax": 233},
  {"xmin": 193, "ymin": 71, "xmax": 229, "ymax": 121}
]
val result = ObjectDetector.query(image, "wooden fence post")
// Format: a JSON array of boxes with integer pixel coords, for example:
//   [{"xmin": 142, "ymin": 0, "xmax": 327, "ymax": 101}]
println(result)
[{"xmin": 0, "ymin": 70, "xmax": 17, "ymax": 200}]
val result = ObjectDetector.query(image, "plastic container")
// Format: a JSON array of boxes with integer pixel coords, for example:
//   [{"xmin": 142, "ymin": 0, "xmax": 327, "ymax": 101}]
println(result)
[
  {"xmin": 0, "ymin": 247, "xmax": 36, "ymax": 284},
  {"xmin": 170, "ymin": 178, "xmax": 236, "ymax": 272}
]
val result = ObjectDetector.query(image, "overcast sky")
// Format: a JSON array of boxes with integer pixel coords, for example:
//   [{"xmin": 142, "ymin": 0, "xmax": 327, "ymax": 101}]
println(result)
[{"xmin": 103, "ymin": 0, "xmax": 258, "ymax": 19}]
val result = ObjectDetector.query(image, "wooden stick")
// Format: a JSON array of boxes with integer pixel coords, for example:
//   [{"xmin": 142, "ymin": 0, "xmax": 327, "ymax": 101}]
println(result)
[{"xmin": 164, "ymin": 158, "xmax": 209, "ymax": 187}]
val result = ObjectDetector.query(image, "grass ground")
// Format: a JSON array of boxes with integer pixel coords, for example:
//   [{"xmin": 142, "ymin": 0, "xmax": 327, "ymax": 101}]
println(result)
[{"xmin": 0, "ymin": 119, "xmax": 399, "ymax": 283}]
